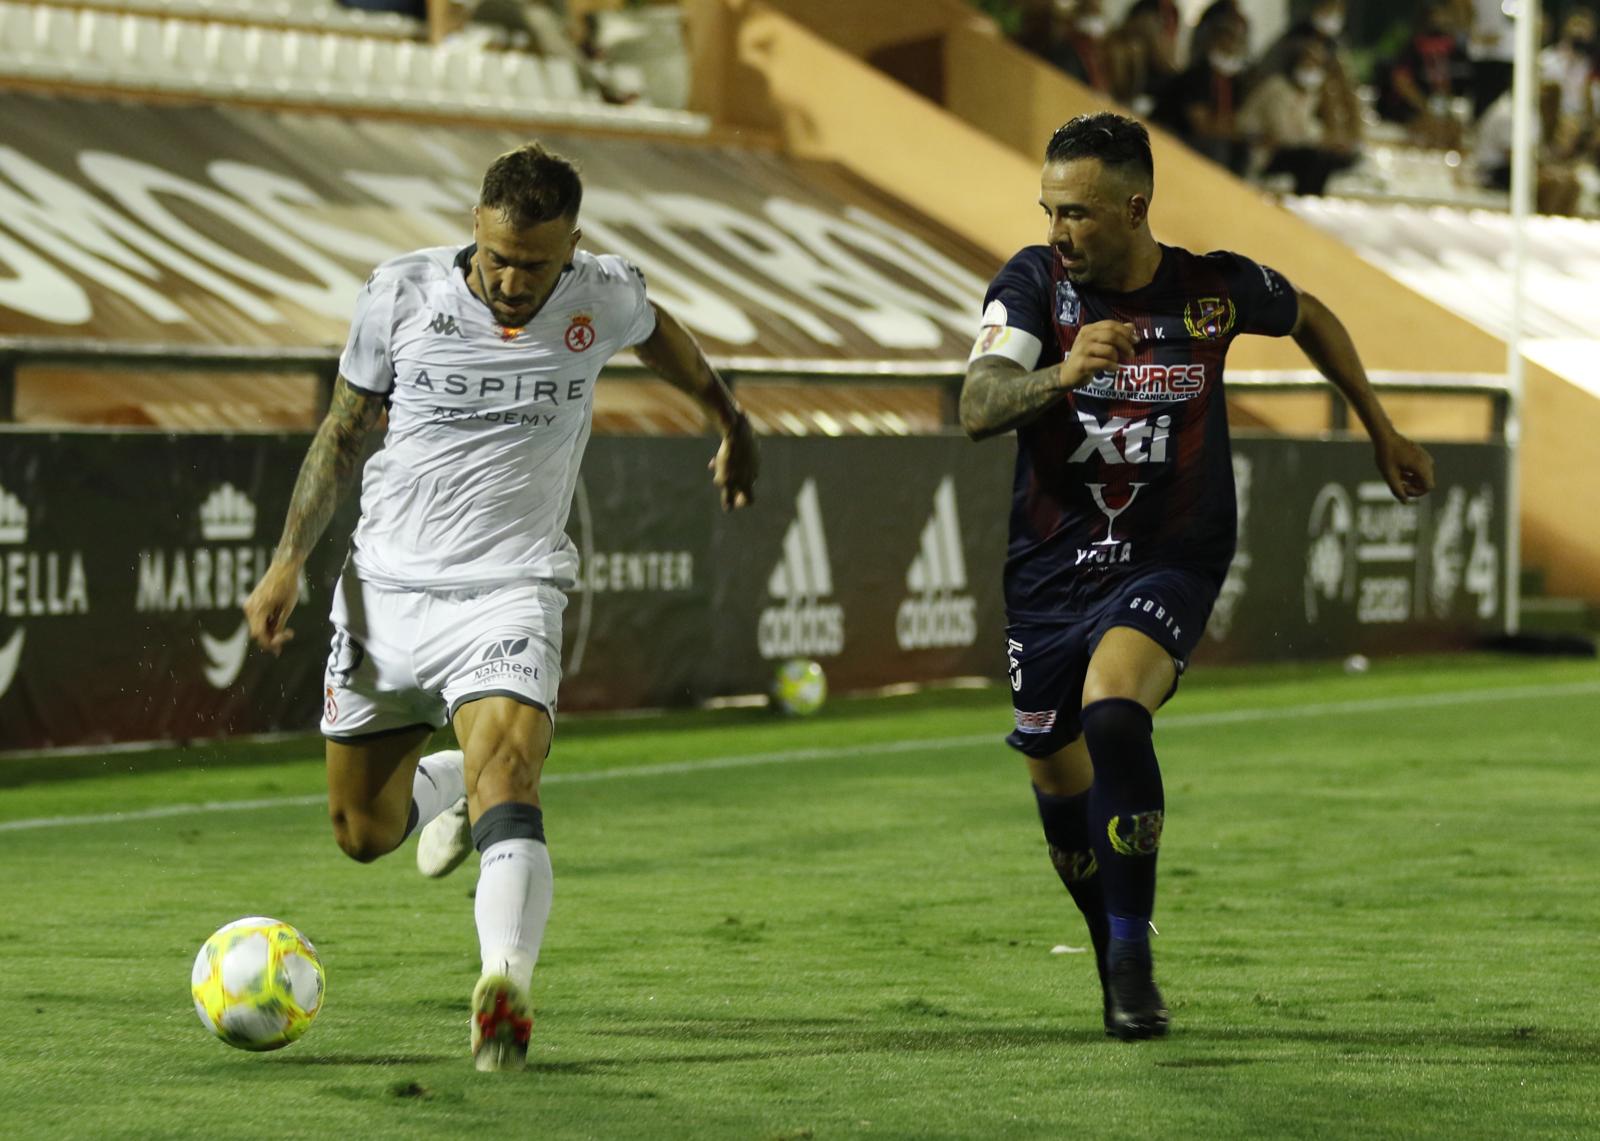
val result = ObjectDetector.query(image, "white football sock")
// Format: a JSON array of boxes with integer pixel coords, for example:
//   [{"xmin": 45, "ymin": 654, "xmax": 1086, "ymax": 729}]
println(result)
[
  {"xmin": 411, "ymin": 749, "xmax": 465, "ymax": 832},
  {"xmin": 475, "ymin": 838, "xmax": 553, "ymax": 992}
]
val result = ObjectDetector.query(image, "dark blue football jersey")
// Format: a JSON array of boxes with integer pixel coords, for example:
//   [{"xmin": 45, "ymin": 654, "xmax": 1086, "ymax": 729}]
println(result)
[{"xmin": 975, "ymin": 244, "xmax": 1299, "ymax": 621}]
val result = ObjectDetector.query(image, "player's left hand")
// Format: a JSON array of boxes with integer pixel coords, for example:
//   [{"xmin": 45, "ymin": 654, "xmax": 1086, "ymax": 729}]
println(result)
[
  {"xmin": 711, "ymin": 413, "xmax": 758, "ymax": 511},
  {"xmin": 1374, "ymin": 429, "xmax": 1435, "ymax": 502}
]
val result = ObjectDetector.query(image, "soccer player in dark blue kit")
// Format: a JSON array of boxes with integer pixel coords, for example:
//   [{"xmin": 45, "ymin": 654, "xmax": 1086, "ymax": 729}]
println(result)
[{"xmin": 960, "ymin": 113, "xmax": 1435, "ymax": 1040}]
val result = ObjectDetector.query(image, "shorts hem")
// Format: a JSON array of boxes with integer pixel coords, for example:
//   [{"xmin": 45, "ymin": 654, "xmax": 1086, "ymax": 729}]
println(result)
[
  {"xmin": 447, "ymin": 690, "xmax": 554, "ymax": 720},
  {"xmin": 322, "ymin": 721, "xmax": 437, "ymax": 745}
]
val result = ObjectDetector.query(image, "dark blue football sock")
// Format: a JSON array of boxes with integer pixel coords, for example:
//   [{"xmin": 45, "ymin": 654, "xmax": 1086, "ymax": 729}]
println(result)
[
  {"xmin": 1082, "ymin": 698, "xmax": 1164, "ymax": 967},
  {"xmin": 1032, "ymin": 784, "xmax": 1110, "ymax": 976}
]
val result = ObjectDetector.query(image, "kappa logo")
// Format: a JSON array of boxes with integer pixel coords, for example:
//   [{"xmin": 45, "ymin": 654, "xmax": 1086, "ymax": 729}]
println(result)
[
  {"xmin": 758, "ymin": 480, "xmax": 844, "ymax": 659},
  {"xmin": 427, "ymin": 311, "xmax": 465, "ymax": 338},
  {"xmin": 0, "ymin": 483, "xmax": 91, "ymax": 701},
  {"xmin": 896, "ymin": 477, "xmax": 976, "ymax": 650}
]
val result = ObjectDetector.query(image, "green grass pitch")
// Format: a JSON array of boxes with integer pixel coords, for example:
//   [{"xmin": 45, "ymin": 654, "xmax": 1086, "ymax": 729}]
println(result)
[{"xmin": 1, "ymin": 654, "xmax": 1597, "ymax": 1139}]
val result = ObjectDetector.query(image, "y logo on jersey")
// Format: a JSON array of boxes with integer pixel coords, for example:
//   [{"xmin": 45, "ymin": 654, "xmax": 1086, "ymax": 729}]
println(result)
[
  {"xmin": 0, "ymin": 483, "xmax": 91, "ymax": 702},
  {"xmin": 758, "ymin": 480, "xmax": 844, "ymax": 659},
  {"xmin": 896, "ymin": 477, "xmax": 976, "ymax": 650}
]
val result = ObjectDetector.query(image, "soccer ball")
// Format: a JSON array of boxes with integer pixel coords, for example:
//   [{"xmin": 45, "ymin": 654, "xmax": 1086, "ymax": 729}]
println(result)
[
  {"xmin": 772, "ymin": 658, "xmax": 827, "ymax": 716},
  {"xmin": 191, "ymin": 917, "xmax": 324, "ymax": 1051}
]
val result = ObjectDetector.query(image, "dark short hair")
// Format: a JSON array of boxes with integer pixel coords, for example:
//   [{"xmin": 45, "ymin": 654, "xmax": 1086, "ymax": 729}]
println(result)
[
  {"xmin": 1044, "ymin": 113, "xmax": 1155, "ymax": 187},
  {"xmin": 479, "ymin": 143, "xmax": 583, "ymax": 227}
]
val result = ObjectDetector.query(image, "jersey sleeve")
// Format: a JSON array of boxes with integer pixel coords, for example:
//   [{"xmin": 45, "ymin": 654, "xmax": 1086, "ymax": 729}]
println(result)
[
  {"xmin": 337, "ymin": 271, "xmax": 401, "ymax": 395},
  {"xmin": 596, "ymin": 254, "xmax": 656, "ymax": 348},
  {"xmin": 969, "ymin": 248, "xmax": 1055, "ymax": 370},
  {"xmin": 1215, "ymin": 251, "xmax": 1299, "ymax": 338}
]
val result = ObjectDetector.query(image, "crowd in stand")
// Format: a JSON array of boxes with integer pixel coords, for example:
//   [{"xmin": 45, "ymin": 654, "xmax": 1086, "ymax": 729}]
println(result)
[
  {"xmin": 1002, "ymin": 0, "xmax": 1600, "ymax": 213},
  {"xmin": 337, "ymin": 0, "xmax": 678, "ymax": 104}
]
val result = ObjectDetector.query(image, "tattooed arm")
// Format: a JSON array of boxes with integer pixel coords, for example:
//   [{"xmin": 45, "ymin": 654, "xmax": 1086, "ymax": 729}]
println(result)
[
  {"xmin": 243, "ymin": 378, "xmax": 386, "ymax": 655},
  {"xmin": 959, "ymin": 320, "xmax": 1137, "ymax": 441}
]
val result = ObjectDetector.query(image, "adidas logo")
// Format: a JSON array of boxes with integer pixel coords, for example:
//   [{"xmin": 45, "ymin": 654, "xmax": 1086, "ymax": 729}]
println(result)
[
  {"xmin": 0, "ymin": 486, "xmax": 27, "ymax": 544},
  {"xmin": 199, "ymin": 484, "xmax": 256, "ymax": 542},
  {"xmin": 896, "ymin": 476, "xmax": 977, "ymax": 650},
  {"xmin": 758, "ymin": 479, "xmax": 844, "ymax": 659}
]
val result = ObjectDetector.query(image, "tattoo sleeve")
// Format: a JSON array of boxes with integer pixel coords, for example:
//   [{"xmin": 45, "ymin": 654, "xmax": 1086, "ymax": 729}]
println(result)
[
  {"xmin": 959, "ymin": 357, "xmax": 1068, "ymax": 440},
  {"xmin": 273, "ymin": 378, "xmax": 385, "ymax": 565}
]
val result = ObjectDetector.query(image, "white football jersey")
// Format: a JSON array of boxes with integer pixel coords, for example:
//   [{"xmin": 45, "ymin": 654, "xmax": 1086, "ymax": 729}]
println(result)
[{"xmin": 337, "ymin": 245, "xmax": 657, "ymax": 590}]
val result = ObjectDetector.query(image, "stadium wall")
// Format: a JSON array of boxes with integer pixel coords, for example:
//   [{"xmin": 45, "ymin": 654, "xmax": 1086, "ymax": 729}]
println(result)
[
  {"xmin": 687, "ymin": 0, "xmax": 1600, "ymax": 600},
  {"xmin": 0, "ymin": 431, "xmax": 1505, "ymax": 752}
]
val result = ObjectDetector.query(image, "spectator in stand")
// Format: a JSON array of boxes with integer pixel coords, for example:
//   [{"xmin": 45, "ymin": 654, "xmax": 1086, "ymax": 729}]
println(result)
[
  {"xmin": 1471, "ymin": 80, "xmax": 1582, "ymax": 214},
  {"xmin": 1467, "ymin": 0, "xmax": 1516, "ymax": 118},
  {"xmin": 1260, "ymin": 0, "xmax": 1362, "ymax": 158},
  {"xmin": 1022, "ymin": 0, "xmax": 1114, "ymax": 94},
  {"xmin": 1238, "ymin": 37, "xmax": 1357, "ymax": 195},
  {"xmin": 1539, "ymin": 8, "xmax": 1599, "ymax": 154},
  {"xmin": 1189, "ymin": 0, "xmax": 1246, "ymax": 63},
  {"xmin": 1152, "ymin": 11, "xmax": 1251, "ymax": 175},
  {"xmin": 1377, "ymin": 1, "xmax": 1474, "ymax": 149},
  {"xmin": 1108, "ymin": 0, "xmax": 1180, "ymax": 115}
]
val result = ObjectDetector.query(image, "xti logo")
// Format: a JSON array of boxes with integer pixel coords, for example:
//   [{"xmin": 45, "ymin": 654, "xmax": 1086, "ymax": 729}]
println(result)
[
  {"xmin": 427, "ymin": 312, "xmax": 464, "ymax": 338},
  {"xmin": 1069, "ymin": 409, "xmax": 1172, "ymax": 465},
  {"xmin": 896, "ymin": 477, "xmax": 977, "ymax": 650},
  {"xmin": 480, "ymin": 637, "xmax": 530, "ymax": 663}
]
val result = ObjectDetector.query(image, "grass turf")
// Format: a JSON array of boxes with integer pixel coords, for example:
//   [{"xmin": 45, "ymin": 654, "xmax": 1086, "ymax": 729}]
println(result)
[{"xmin": 0, "ymin": 654, "xmax": 1596, "ymax": 1139}]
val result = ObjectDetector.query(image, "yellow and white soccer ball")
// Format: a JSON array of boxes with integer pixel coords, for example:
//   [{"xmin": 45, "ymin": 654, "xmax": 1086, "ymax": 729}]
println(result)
[
  {"xmin": 191, "ymin": 917, "xmax": 324, "ymax": 1052},
  {"xmin": 772, "ymin": 658, "xmax": 827, "ymax": 716}
]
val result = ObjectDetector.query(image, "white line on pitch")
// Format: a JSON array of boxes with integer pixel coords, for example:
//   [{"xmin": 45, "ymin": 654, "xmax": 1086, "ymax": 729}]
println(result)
[{"xmin": 1, "ymin": 678, "xmax": 1595, "ymax": 835}]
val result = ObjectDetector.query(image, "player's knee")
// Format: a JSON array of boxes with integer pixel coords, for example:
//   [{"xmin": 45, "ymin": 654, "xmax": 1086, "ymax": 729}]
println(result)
[{"xmin": 329, "ymin": 808, "xmax": 399, "ymax": 864}]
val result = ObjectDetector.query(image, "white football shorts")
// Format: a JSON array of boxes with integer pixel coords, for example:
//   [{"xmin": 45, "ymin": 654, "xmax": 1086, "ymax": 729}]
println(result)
[{"xmin": 319, "ymin": 569, "xmax": 565, "ymax": 741}]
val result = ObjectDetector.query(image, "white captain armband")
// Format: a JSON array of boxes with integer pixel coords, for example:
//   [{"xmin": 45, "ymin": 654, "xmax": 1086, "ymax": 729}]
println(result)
[{"xmin": 968, "ymin": 323, "xmax": 1044, "ymax": 369}]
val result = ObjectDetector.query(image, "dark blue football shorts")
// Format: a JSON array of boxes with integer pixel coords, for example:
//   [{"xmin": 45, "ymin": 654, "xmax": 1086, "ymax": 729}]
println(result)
[{"xmin": 1003, "ymin": 565, "xmax": 1222, "ymax": 757}]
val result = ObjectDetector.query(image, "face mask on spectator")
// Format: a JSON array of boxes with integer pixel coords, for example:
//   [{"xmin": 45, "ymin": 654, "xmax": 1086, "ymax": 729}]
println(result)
[
  {"xmin": 1076, "ymin": 15, "xmax": 1109, "ymax": 38},
  {"xmin": 1209, "ymin": 50, "xmax": 1247, "ymax": 76},
  {"xmin": 1312, "ymin": 12, "xmax": 1343, "ymax": 37},
  {"xmin": 1295, "ymin": 66, "xmax": 1326, "ymax": 90}
]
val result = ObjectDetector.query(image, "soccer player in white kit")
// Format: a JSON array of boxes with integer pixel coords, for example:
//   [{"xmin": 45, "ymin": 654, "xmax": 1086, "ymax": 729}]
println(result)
[{"xmin": 242, "ymin": 144, "xmax": 758, "ymax": 1072}]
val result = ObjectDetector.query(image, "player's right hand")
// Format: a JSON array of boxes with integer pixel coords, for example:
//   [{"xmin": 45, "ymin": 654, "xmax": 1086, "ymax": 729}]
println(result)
[
  {"xmin": 243, "ymin": 559, "xmax": 301, "ymax": 657},
  {"xmin": 1059, "ymin": 320, "xmax": 1138, "ymax": 390}
]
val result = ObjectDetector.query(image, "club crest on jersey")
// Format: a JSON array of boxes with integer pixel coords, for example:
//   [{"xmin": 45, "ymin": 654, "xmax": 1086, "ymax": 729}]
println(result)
[
  {"xmin": 565, "ymin": 314, "xmax": 596, "ymax": 352},
  {"xmin": 1183, "ymin": 296, "xmax": 1236, "ymax": 340},
  {"xmin": 1055, "ymin": 280, "xmax": 1082, "ymax": 326}
]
